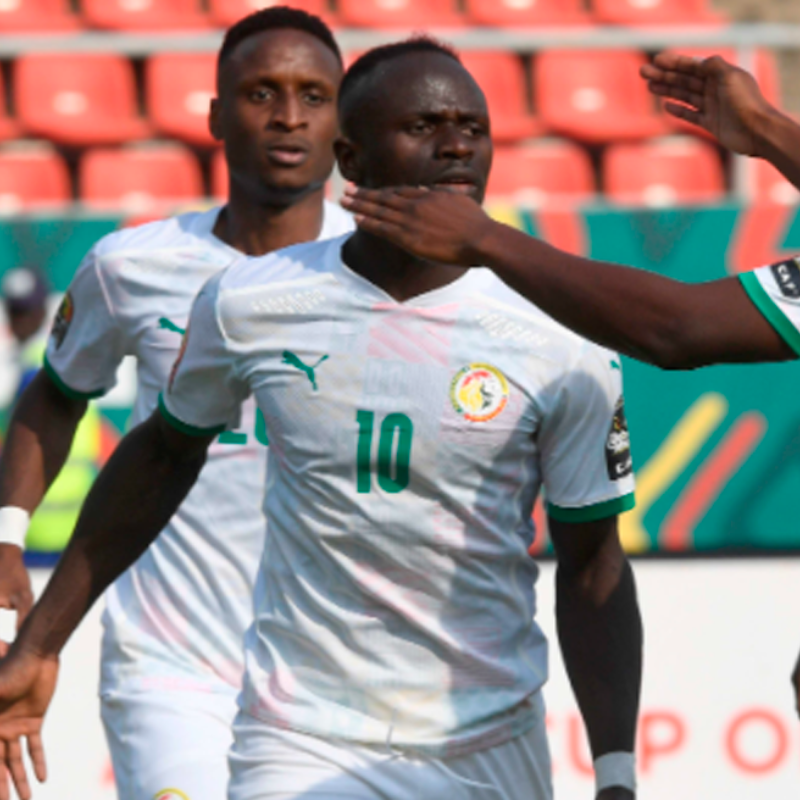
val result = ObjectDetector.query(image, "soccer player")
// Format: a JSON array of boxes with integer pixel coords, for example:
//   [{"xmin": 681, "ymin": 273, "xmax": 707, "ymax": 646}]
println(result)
[
  {"xmin": 339, "ymin": 53, "xmax": 800, "ymax": 713},
  {"xmin": 0, "ymin": 40, "xmax": 641, "ymax": 800},
  {"xmin": 0, "ymin": 8, "xmax": 352, "ymax": 800}
]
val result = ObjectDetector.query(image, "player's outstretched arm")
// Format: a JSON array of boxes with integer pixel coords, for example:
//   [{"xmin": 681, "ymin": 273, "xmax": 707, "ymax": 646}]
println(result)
[
  {"xmin": 641, "ymin": 53, "xmax": 800, "ymax": 191},
  {"xmin": 0, "ymin": 371, "xmax": 88, "ymax": 629},
  {"xmin": 0, "ymin": 410, "xmax": 213, "ymax": 799},
  {"xmin": 342, "ymin": 187, "xmax": 796, "ymax": 368},
  {"xmin": 550, "ymin": 516, "xmax": 642, "ymax": 800}
]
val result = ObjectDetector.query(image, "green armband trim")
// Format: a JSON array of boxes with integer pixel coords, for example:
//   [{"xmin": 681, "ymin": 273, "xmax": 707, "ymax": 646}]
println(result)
[
  {"xmin": 739, "ymin": 272, "xmax": 800, "ymax": 357},
  {"xmin": 157, "ymin": 393, "xmax": 226, "ymax": 438},
  {"xmin": 547, "ymin": 492, "xmax": 635, "ymax": 523},
  {"xmin": 43, "ymin": 356, "xmax": 106, "ymax": 401}
]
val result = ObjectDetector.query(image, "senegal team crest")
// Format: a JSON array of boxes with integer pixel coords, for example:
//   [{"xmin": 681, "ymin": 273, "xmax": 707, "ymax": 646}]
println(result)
[
  {"xmin": 50, "ymin": 291, "xmax": 74, "ymax": 349},
  {"xmin": 450, "ymin": 363, "xmax": 509, "ymax": 422},
  {"xmin": 153, "ymin": 790, "xmax": 190, "ymax": 800}
]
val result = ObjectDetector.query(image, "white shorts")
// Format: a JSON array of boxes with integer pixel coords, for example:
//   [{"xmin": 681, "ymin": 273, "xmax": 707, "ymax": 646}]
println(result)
[
  {"xmin": 228, "ymin": 711, "xmax": 552, "ymax": 800},
  {"xmin": 101, "ymin": 688, "xmax": 238, "ymax": 800}
]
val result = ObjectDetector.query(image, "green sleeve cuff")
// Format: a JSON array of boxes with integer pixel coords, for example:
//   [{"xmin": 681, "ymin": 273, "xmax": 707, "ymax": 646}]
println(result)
[
  {"xmin": 43, "ymin": 355, "xmax": 106, "ymax": 401},
  {"xmin": 739, "ymin": 272, "xmax": 800, "ymax": 357},
  {"xmin": 547, "ymin": 492, "xmax": 636, "ymax": 523},
  {"xmin": 157, "ymin": 393, "xmax": 226, "ymax": 438}
]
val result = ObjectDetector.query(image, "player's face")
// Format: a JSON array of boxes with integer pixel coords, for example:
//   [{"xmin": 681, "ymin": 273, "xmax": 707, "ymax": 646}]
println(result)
[
  {"xmin": 211, "ymin": 29, "xmax": 342, "ymax": 205},
  {"xmin": 338, "ymin": 53, "xmax": 492, "ymax": 203}
]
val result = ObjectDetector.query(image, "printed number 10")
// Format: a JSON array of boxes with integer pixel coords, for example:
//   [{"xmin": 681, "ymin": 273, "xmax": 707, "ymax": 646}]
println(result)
[{"xmin": 356, "ymin": 410, "xmax": 413, "ymax": 494}]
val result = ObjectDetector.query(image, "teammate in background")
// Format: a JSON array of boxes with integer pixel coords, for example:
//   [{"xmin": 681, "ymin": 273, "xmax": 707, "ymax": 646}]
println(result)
[
  {"xmin": 0, "ymin": 8, "xmax": 352, "ymax": 800},
  {"xmin": 338, "ymin": 53, "xmax": 800, "ymax": 714},
  {"xmin": 0, "ymin": 39, "xmax": 640, "ymax": 800}
]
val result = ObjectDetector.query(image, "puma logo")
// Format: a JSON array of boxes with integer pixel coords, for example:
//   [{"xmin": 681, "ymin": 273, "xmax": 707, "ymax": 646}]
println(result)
[
  {"xmin": 610, "ymin": 360, "xmax": 621, "ymax": 371},
  {"xmin": 158, "ymin": 317, "xmax": 186, "ymax": 335},
  {"xmin": 282, "ymin": 351, "xmax": 329, "ymax": 392}
]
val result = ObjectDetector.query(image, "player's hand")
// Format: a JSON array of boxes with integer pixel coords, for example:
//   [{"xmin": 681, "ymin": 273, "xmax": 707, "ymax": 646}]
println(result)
[
  {"xmin": 0, "ymin": 645, "xmax": 58, "ymax": 800},
  {"xmin": 596, "ymin": 788, "xmax": 635, "ymax": 799},
  {"xmin": 640, "ymin": 53, "xmax": 775, "ymax": 156},
  {"xmin": 0, "ymin": 546, "xmax": 33, "ymax": 630},
  {"xmin": 341, "ymin": 185, "xmax": 496, "ymax": 267},
  {"xmin": 791, "ymin": 648, "xmax": 800, "ymax": 719}
]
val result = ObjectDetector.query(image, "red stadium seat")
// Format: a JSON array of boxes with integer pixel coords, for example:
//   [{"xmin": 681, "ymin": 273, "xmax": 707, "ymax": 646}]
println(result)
[
  {"xmin": 747, "ymin": 159, "xmax": 800, "ymax": 206},
  {"xmin": 0, "ymin": 145, "xmax": 71, "ymax": 211},
  {"xmin": 211, "ymin": 149, "xmax": 228, "ymax": 200},
  {"xmin": 79, "ymin": 144, "xmax": 205, "ymax": 210},
  {"xmin": 466, "ymin": 0, "xmax": 590, "ymax": 27},
  {"xmin": 14, "ymin": 54, "xmax": 150, "ymax": 146},
  {"xmin": 0, "ymin": 0, "xmax": 79, "ymax": 31},
  {"xmin": 146, "ymin": 53, "xmax": 217, "ymax": 148},
  {"xmin": 593, "ymin": 0, "xmax": 725, "ymax": 26},
  {"xmin": 536, "ymin": 50, "xmax": 666, "ymax": 143},
  {"xmin": 82, "ymin": 0, "xmax": 210, "ymax": 31},
  {"xmin": 603, "ymin": 137, "xmax": 725, "ymax": 206},
  {"xmin": 337, "ymin": 0, "xmax": 463, "ymax": 28},
  {"xmin": 486, "ymin": 140, "xmax": 595, "ymax": 205},
  {"xmin": 460, "ymin": 52, "xmax": 540, "ymax": 143},
  {"xmin": 0, "ymin": 80, "xmax": 19, "ymax": 142},
  {"xmin": 209, "ymin": 0, "xmax": 332, "ymax": 26}
]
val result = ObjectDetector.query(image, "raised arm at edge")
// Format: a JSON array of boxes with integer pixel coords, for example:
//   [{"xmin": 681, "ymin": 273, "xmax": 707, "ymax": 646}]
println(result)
[{"xmin": 11, "ymin": 409, "xmax": 211, "ymax": 661}]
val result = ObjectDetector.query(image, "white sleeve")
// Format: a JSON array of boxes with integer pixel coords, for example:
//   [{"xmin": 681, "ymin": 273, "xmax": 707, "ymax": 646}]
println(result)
[
  {"xmin": 538, "ymin": 344, "xmax": 636, "ymax": 523},
  {"xmin": 739, "ymin": 259, "xmax": 800, "ymax": 356},
  {"xmin": 44, "ymin": 249, "xmax": 127, "ymax": 400},
  {"xmin": 159, "ymin": 276, "xmax": 249, "ymax": 437}
]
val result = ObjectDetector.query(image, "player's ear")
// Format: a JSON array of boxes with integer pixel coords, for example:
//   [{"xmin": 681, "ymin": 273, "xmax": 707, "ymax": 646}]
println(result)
[
  {"xmin": 335, "ymin": 136, "xmax": 363, "ymax": 185},
  {"xmin": 209, "ymin": 98, "xmax": 223, "ymax": 142}
]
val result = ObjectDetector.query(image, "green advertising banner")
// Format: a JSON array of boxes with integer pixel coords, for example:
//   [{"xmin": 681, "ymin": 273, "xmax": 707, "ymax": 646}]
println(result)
[{"xmin": 2, "ymin": 204, "xmax": 800, "ymax": 555}]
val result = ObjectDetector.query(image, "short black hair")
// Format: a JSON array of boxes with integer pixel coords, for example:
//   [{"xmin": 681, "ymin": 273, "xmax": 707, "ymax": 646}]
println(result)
[
  {"xmin": 338, "ymin": 37, "xmax": 461, "ymax": 136},
  {"xmin": 218, "ymin": 6, "xmax": 343, "ymax": 72}
]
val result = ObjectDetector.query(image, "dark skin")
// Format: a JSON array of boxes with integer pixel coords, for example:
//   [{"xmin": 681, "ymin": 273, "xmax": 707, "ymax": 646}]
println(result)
[
  {"xmin": 0, "ymin": 26, "xmax": 343, "ymax": 648},
  {"xmin": 0, "ymin": 51, "xmax": 639, "ymax": 800},
  {"xmin": 341, "ymin": 52, "xmax": 800, "ymax": 722}
]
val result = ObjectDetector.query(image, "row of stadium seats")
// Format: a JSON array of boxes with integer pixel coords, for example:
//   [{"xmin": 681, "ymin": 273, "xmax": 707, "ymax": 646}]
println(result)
[
  {"xmin": 1, "ymin": 138, "xmax": 796, "ymax": 213},
  {"xmin": 1, "ymin": 0, "xmax": 725, "ymax": 32},
  {"xmin": 0, "ymin": 49, "xmax": 779, "ymax": 148}
]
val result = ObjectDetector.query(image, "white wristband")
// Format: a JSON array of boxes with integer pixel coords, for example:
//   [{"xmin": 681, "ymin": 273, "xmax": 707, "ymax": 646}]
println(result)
[
  {"xmin": 0, "ymin": 507, "xmax": 30, "ymax": 549},
  {"xmin": 594, "ymin": 751, "xmax": 636, "ymax": 794}
]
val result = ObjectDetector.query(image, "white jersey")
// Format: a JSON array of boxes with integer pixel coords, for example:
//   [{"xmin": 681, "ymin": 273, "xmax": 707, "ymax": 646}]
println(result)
[
  {"xmin": 162, "ymin": 234, "xmax": 636, "ymax": 755},
  {"xmin": 740, "ymin": 258, "xmax": 800, "ymax": 356},
  {"xmin": 44, "ymin": 203, "xmax": 354, "ymax": 695}
]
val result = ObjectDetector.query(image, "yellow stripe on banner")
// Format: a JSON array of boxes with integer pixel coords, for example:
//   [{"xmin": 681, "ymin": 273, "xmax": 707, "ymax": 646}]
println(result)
[
  {"xmin": 486, "ymin": 204, "xmax": 523, "ymax": 230},
  {"xmin": 620, "ymin": 393, "xmax": 728, "ymax": 553}
]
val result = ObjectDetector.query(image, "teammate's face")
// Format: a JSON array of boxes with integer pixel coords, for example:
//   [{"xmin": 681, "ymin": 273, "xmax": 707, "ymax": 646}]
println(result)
[
  {"xmin": 211, "ymin": 29, "xmax": 342, "ymax": 205},
  {"xmin": 337, "ymin": 53, "xmax": 492, "ymax": 203}
]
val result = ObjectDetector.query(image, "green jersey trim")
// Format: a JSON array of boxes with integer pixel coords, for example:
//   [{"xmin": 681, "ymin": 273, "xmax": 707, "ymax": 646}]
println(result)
[
  {"xmin": 739, "ymin": 272, "xmax": 800, "ymax": 357},
  {"xmin": 547, "ymin": 492, "xmax": 636, "ymax": 523},
  {"xmin": 43, "ymin": 356, "xmax": 106, "ymax": 401},
  {"xmin": 158, "ymin": 393, "xmax": 226, "ymax": 438}
]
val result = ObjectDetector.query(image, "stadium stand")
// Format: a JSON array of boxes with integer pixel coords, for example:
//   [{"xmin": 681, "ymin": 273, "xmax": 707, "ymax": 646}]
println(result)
[
  {"xmin": 486, "ymin": 139, "xmax": 595, "ymax": 204},
  {"xmin": 337, "ymin": 0, "xmax": 464, "ymax": 29},
  {"xmin": 603, "ymin": 136, "xmax": 726, "ymax": 206},
  {"xmin": 14, "ymin": 53, "xmax": 151, "ymax": 146},
  {"xmin": 145, "ymin": 53, "xmax": 217, "ymax": 147},
  {"xmin": 208, "ymin": 0, "xmax": 332, "ymax": 27},
  {"xmin": 465, "ymin": 0, "xmax": 591, "ymax": 27},
  {"xmin": 79, "ymin": 144, "xmax": 205, "ymax": 210},
  {"xmin": 592, "ymin": 0, "xmax": 727, "ymax": 26},
  {"xmin": 82, "ymin": 0, "xmax": 211, "ymax": 31},
  {"xmin": 535, "ymin": 50, "xmax": 667, "ymax": 143},
  {"xmin": 0, "ymin": 0, "xmax": 79, "ymax": 32},
  {"xmin": 748, "ymin": 158, "xmax": 800, "ymax": 205},
  {"xmin": 0, "ymin": 144, "xmax": 71, "ymax": 211},
  {"xmin": 459, "ymin": 52, "xmax": 540, "ymax": 142}
]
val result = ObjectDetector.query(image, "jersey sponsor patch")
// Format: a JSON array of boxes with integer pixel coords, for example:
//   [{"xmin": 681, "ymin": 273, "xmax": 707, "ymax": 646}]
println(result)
[
  {"xmin": 770, "ymin": 258, "xmax": 800, "ymax": 299},
  {"xmin": 50, "ymin": 291, "xmax": 74, "ymax": 349},
  {"xmin": 450, "ymin": 363, "xmax": 509, "ymax": 422},
  {"xmin": 606, "ymin": 396, "xmax": 633, "ymax": 480}
]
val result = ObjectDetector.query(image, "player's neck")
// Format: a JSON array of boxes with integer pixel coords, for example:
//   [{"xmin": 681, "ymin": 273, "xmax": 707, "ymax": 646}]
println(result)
[
  {"xmin": 342, "ymin": 230, "xmax": 467, "ymax": 303},
  {"xmin": 214, "ymin": 188, "xmax": 326, "ymax": 257}
]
